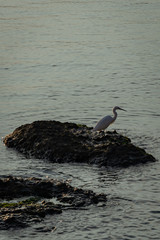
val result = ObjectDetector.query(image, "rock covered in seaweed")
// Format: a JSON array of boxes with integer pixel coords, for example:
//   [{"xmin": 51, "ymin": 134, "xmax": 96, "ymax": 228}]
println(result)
[
  {"xmin": 0, "ymin": 176, "xmax": 107, "ymax": 230},
  {"xmin": 3, "ymin": 120, "xmax": 156, "ymax": 167}
]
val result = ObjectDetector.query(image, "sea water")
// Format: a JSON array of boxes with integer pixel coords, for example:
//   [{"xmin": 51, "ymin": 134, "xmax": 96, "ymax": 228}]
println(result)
[{"xmin": 0, "ymin": 0, "xmax": 160, "ymax": 239}]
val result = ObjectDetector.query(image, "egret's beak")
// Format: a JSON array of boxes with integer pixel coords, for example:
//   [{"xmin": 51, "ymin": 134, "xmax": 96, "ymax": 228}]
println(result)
[{"xmin": 119, "ymin": 108, "xmax": 127, "ymax": 112}]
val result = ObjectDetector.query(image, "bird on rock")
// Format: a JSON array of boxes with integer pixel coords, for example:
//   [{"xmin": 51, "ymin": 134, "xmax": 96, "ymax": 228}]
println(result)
[{"xmin": 93, "ymin": 106, "xmax": 126, "ymax": 131}]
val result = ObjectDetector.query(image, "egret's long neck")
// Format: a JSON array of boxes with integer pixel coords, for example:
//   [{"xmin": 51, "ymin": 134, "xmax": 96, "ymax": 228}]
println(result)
[{"xmin": 113, "ymin": 109, "xmax": 117, "ymax": 121}]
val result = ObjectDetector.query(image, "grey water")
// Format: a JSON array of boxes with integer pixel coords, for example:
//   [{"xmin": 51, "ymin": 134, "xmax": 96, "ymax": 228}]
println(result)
[{"xmin": 0, "ymin": 0, "xmax": 160, "ymax": 239}]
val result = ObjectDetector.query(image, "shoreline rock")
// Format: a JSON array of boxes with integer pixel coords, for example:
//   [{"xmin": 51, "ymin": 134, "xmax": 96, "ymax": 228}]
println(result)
[
  {"xmin": 0, "ymin": 176, "xmax": 107, "ymax": 230},
  {"xmin": 3, "ymin": 120, "xmax": 156, "ymax": 167}
]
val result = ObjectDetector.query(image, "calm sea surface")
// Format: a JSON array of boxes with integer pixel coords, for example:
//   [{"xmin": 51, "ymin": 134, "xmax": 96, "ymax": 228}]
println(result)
[{"xmin": 0, "ymin": 0, "xmax": 160, "ymax": 239}]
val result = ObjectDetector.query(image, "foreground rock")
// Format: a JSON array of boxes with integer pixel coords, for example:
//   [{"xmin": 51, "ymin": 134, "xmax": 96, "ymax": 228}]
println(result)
[
  {"xmin": 3, "ymin": 120, "xmax": 156, "ymax": 167},
  {"xmin": 0, "ymin": 176, "xmax": 107, "ymax": 230}
]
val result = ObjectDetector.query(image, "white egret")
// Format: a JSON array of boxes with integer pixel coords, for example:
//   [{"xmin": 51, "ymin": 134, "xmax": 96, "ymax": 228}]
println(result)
[{"xmin": 93, "ymin": 106, "xmax": 126, "ymax": 131}]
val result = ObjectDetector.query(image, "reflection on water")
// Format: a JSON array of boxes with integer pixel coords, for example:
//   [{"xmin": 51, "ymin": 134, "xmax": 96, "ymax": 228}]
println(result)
[{"xmin": 0, "ymin": 0, "xmax": 160, "ymax": 239}]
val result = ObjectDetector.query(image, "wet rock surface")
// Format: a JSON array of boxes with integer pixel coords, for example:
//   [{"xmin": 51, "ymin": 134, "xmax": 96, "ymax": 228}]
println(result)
[
  {"xmin": 3, "ymin": 120, "xmax": 156, "ymax": 167},
  {"xmin": 0, "ymin": 176, "xmax": 107, "ymax": 230}
]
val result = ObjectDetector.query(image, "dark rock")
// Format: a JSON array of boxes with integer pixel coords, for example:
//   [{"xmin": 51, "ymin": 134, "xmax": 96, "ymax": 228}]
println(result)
[
  {"xmin": 0, "ymin": 176, "xmax": 107, "ymax": 230},
  {"xmin": 3, "ymin": 120, "xmax": 156, "ymax": 167},
  {"xmin": 1, "ymin": 214, "xmax": 28, "ymax": 229}
]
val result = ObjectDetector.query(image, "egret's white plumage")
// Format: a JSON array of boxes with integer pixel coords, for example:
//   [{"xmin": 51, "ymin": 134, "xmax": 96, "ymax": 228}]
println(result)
[{"xmin": 94, "ymin": 106, "xmax": 126, "ymax": 131}]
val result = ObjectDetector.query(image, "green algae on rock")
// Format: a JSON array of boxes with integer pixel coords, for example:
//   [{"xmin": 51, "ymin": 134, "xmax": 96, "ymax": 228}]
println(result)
[
  {"xmin": 0, "ymin": 176, "xmax": 107, "ymax": 230},
  {"xmin": 3, "ymin": 120, "xmax": 156, "ymax": 167}
]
